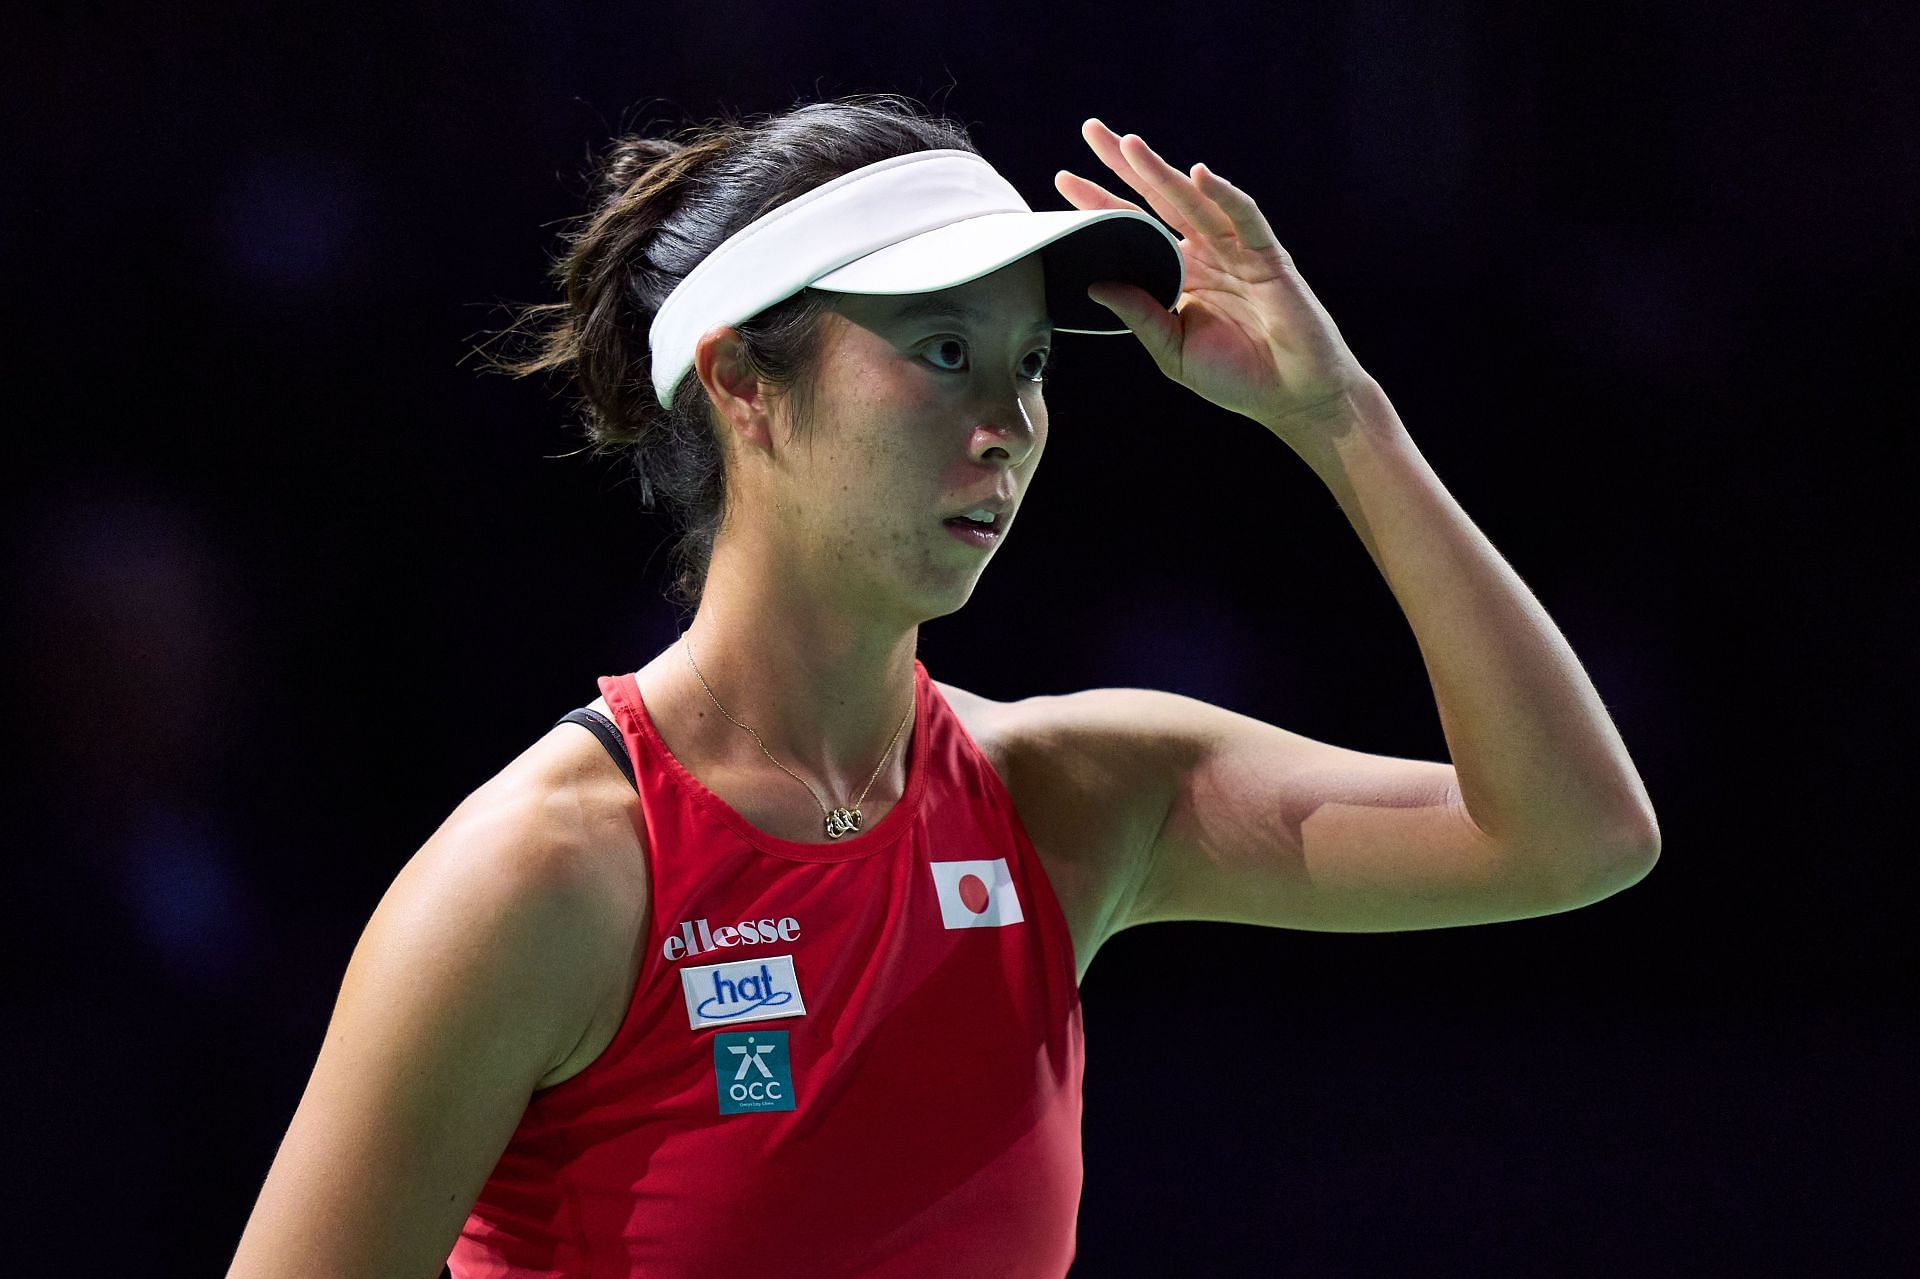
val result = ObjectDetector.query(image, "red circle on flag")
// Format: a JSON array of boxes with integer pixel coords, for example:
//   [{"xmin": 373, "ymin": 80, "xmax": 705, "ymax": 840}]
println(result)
[{"xmin": 958, "ymin": 873, "xmax": 990, "ymax": 913}]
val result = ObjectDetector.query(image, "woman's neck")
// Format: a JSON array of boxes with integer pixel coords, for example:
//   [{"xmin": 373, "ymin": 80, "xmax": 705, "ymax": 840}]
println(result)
[{"xmin": 648, "ymin": 597, "xmax": 921, "ymax": 799}]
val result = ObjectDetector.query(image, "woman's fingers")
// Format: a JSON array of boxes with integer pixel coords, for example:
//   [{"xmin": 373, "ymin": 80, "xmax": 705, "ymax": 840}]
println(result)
[
  {"xmin": 1191, "ymin": 163, "xmax": 1282, "ymax": 256},
  {"xmin": 1081, "ymin": 119, "xmax": 1238, "ymax": 242},
  {"xmin": 1054, "ymin": 168, "xmax": 1145, "ymax": 214},
  {"xmin": 1079, "ymin": 119, "xmax": 1198, "ymax": 238},
  {"xmin": 1114, "ymin": 130, "xmax": 1239, "ymax": 240}
]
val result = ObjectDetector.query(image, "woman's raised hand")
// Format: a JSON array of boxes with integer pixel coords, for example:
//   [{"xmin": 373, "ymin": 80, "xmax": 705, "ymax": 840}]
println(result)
[{"xmin": 1056, "ymin": 118, "xmax": 1379, "ymax": 442}]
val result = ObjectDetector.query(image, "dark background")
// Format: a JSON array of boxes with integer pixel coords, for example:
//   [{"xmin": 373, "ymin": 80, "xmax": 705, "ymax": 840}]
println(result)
[{"xmin": 8, "ymin": 0, "xmax": 1914, "ymax": 1274}]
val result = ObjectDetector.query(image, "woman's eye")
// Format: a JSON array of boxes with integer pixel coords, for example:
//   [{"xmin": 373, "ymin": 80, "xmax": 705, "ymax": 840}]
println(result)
[
  {"xmin": 924, "ymin": 338, "xmax": 967, "ymax": 371},
  {"xmin": 922, "ymin": 338, "xmax": 1052, "ymax": 383}
]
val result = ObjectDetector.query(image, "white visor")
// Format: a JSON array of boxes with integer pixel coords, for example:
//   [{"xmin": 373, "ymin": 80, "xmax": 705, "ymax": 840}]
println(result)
[{"xmin": 648, "ymin": 148, "xmax": 1185, "ymax": 408}]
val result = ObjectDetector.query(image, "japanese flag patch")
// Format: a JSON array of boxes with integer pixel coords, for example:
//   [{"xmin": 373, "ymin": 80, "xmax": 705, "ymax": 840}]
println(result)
[{"xmin": 929, "ymin": 857, "xmax": 1025, "ymax": 929}]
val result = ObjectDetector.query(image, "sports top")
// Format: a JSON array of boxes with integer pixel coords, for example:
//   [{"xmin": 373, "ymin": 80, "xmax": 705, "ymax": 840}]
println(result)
[{"xmin": 447, "ymin": 658, "xmax": 1086, "ymax": 1277}]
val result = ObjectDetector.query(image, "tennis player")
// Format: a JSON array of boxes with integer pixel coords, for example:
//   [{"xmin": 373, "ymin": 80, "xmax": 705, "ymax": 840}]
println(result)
[{"xmin": 226, "ymin": 95, "xmax": 1659, "ymax": 1279}]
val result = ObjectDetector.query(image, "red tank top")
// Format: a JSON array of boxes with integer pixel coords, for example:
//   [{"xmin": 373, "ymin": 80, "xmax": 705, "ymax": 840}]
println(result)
[{"xmin": 448, "ymin": 659, "xmax": 1086, "ymax": 1278}]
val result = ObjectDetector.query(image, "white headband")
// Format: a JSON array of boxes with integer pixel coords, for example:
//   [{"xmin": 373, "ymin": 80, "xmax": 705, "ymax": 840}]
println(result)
[{"xmin": 647, "ymin": 147, "xmax": 1184, "ymax": 409}]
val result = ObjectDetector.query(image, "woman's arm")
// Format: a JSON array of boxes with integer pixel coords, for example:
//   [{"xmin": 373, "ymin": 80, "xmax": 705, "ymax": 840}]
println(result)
[{"xmin": 224, "ymin": 790, "xmax": 626, "ymax": 1279}]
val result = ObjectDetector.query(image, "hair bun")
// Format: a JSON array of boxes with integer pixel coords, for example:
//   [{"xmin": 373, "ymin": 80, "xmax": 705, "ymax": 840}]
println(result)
[
  {"xmin": 480, "ymin": 95, "xmax": 975, "ymax": 617},
  {"xmin": 598, "ymin": 137, "xmax": 686, "ymax": 202}
]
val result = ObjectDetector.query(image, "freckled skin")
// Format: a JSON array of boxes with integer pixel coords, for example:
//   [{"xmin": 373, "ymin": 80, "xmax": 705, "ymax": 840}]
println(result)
[
  {"xmin": 663, "ymin": 253, "xmax": 1056, "ymax": 783},
  {"xmin": 724, "ymin": 253, "xmax": 1053, "ymax": 628}
]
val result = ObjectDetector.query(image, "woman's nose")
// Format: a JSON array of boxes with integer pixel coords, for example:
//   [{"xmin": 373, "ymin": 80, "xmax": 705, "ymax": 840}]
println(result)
[{"xmin": 969, "ymin": 393, "xmax": 1040, "ymax": 466}]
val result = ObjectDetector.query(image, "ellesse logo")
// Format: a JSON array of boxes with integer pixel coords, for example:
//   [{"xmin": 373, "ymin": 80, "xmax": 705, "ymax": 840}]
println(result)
[{"xmin": 663, "ymin": 914, "xmax": 801, "ymax": 962}]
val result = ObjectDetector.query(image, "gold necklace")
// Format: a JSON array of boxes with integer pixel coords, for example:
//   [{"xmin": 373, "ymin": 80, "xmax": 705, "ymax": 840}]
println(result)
[{"xmin": 680, "ymin": 631, "xmax": 915, "ymax": 840}]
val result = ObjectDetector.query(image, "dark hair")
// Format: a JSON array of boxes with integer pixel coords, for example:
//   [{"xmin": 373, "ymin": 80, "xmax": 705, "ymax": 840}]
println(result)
[{"xmin": 478, "ymin": 94, "xmax": 979, "ymax": 616}]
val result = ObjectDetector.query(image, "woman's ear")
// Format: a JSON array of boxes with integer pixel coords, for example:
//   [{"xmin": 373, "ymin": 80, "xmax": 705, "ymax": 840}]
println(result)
[{"xmin": 693, "ymin": 326, "xmax": 777, "ymax": 453}]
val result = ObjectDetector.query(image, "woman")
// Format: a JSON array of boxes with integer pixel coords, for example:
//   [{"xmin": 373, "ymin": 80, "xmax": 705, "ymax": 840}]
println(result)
[{"xmin": 226, "ymin": 95, "xmax": 1658, "ymax": 1279}]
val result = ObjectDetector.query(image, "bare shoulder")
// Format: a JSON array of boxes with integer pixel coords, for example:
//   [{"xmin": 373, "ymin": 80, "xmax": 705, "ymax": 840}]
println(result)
[
  {"xmin": 222, "ymin": 714, "xmax": 647, "ymax": 1276},
  {"xmin": 930, "ymin": 678, "xmax": 1014, "ymax": 767},
  {"xmin": 423, "ymin": 708, "xmax": 649, "ymax": 1083},
  {"xmin": 461, "ymin": 700, "xmax": 644, "ymax": 885},
  {"xmin": 932, "ymin": 680, "xmax": 1172, "ymax": 978},
  {"xmin": 943, "ymin": 683, "xmax": 1181, "ymax": 819}
]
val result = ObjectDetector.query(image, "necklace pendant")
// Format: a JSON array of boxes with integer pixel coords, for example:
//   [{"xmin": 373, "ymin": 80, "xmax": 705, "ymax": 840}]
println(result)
[{"xmin": 824, "ymin": 806, "xmax": 863, "ymax": 839}]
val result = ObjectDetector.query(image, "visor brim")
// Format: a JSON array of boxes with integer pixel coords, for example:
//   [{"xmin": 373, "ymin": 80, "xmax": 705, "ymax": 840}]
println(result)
[{"xmin": 808, "ymin": 208, "xmax": 1184, "ymax": 334}]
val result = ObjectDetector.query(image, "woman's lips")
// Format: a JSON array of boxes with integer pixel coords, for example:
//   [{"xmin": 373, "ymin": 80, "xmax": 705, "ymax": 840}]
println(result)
[{"xmin": 942, "ymin": 516, "xmax": 1001, "ymax": 548}]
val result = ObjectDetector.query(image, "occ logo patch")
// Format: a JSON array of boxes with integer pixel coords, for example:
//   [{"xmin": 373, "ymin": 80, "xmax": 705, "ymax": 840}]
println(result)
[{"xmin": 714, "ymin": 1031, "xmax": 795, "ymax": 1114}]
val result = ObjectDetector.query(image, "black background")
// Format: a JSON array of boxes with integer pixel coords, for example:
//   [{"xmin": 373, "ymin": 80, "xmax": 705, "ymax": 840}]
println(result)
[{"xmin": 7, "ymin": 0, "xmax": 1914, "ymax": 1274}]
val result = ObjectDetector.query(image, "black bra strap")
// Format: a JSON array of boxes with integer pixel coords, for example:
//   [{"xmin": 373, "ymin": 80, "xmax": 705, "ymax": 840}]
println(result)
[{"xmin": 554, "ymin": 707, "xmax": 638, "ymax": 793}]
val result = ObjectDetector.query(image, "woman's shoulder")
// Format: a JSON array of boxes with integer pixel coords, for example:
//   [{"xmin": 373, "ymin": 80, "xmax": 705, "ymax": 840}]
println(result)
[
  {"xmin": 446, "ymin": 705, "xmax": 651, "ymax": 957},
  {"xmin": 932, "ymin": 676, "xmax": 1120, "ymax": 758},
  {"xmin": 931, "ymin": 677, "xmax": 1023, "ymax": 777},
  {"xmin": 930, "ymin": 678, "xmax": 1102, "ymax": 811},
  {"xmin": 527, "ymin": 698, "xmax": 647, "ymax": 881},
  {"xmin": 929, "ymin": 678, "xmax": 1173, "ymax": 849},
  {"xmin": 930, "ymin": 678, "xmax": 1163, "ymax": 981}
]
